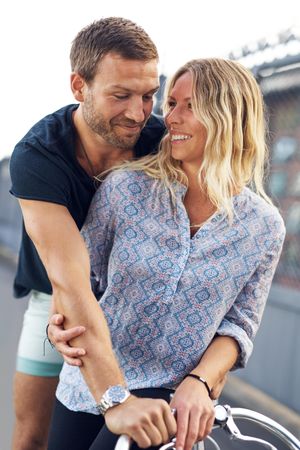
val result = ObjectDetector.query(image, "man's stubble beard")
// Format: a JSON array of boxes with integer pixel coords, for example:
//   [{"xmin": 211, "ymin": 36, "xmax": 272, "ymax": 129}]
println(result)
[{"xmin": 82, "ymin": 96, "xmax": 145, "ymax": 150}]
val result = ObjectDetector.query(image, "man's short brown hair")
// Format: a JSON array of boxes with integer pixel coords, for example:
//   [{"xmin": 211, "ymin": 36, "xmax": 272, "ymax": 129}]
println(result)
[{"xmin": 70, "ymin": 17, "xmax": 159, "ymax": 82}]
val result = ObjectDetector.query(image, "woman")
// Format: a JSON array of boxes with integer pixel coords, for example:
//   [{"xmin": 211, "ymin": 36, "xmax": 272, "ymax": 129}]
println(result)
[{"xmin": 49, "ymin": 58, "xmax": 285, "ymax": 450}]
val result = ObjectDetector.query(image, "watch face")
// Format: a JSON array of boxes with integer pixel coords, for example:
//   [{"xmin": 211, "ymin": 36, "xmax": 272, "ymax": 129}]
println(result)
[{"xmin": 107, "ymin": 385, "xmax": 128, "ymax": 404}]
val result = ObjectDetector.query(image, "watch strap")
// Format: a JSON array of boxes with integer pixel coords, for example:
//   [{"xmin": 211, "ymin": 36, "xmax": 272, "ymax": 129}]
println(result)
[{"xmin": 96, "ymin": 397, "xmax": 111, "ymax": 415}]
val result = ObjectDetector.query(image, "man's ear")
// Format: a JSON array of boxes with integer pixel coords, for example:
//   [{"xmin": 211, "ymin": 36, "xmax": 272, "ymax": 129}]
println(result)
[{"xmin": 70, "ymin": 73, "xmax": 85, "ymax": 102}]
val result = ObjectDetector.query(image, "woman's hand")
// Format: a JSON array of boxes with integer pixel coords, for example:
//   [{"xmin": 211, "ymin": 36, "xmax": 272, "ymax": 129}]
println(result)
[
  {"xmin": 210, "ymin": 374, "xmax": 227, "ymax": 400},
  {"xmin": 170, "ymin": 376, "xmax": 215, "ymax": 450},
  {"xmin": 47, "ymin": 313, "xmax": 86, "ymax": 366}
]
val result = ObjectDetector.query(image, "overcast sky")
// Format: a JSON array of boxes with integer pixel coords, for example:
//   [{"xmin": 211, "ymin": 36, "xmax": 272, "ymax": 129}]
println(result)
[{"xmin": 1, "ymin": 0, "xmax": 300, "ymax": 159}]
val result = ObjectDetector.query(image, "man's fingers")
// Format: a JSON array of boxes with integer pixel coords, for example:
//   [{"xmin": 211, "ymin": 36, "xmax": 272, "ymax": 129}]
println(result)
[
  {"xmin": 162, "ymin": 406, "xmax": 177, "ymax": 442},
  {"xmin": 148, "ymin": 405, "xmax": 175, "ymax": 444},
  {"xmin": 130, "ymin": 427, "xmax": 151, "ymax": 449},
  {"xmin": 141, "ymin": 422, "xmax": 165, "ymax": 448}
]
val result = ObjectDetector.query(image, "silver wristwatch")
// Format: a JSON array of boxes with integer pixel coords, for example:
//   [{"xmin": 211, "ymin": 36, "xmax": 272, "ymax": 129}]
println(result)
[{"xmin": 96, "ymin": 385, "xmax": 131, "ymax": 416}]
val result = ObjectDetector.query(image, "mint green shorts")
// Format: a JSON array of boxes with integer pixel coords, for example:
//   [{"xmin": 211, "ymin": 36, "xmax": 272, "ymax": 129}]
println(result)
[{"xmin": 16, "ymin": 291, "xmax": 63, "ymax": 377}]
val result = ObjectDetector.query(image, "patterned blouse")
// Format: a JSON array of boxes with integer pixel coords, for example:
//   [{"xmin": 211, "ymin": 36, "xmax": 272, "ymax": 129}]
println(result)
[{"xmin": 56, "ymin": 169, "xmax": 285, "ymax": 414}]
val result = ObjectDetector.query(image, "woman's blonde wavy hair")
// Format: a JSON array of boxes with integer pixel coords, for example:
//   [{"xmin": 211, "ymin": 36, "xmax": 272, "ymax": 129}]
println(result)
[{"xmin": 103, "ymin": 58, "xmax": 271, "ymax": 220}]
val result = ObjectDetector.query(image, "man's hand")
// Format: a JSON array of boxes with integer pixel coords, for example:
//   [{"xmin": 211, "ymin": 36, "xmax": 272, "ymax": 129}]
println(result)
[
  {"xmin": 48, "ymin": 313, "xmax": 86, "ymax": 366},
  {"xmin": 105, "ymin": 396, "xmax": 177, "ymax": 449},
  {"xmin": 170, "ymin": 377, "xmax": 215, "ymax": 450}
]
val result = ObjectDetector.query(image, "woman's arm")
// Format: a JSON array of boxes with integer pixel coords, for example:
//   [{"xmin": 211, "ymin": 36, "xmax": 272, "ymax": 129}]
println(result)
[
  {"xmin": 170, "ymin": 224, "xmax": 285, "ymax": 450},
  {"xmin": 170, "ymin": 335, "xmax": 238, "ymax": 450},
  {"xmin": 216, "ymin": 231, "xmax": 285, "ymax": 369}
]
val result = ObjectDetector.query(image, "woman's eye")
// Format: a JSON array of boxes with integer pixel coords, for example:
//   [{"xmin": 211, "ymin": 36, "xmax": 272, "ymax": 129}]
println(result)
[
  {"xmin": 188, "ymin": 103, "xmax": 193, "ymax": 110},
  {"xmin": 167, "ymin": 101, "xmax": 176, "ymax": 108}
]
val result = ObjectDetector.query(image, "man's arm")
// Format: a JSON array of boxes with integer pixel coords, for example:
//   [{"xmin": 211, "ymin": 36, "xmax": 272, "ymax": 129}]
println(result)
[
  {"xmin": 19, "ymin": 199, "xmax": 176, "ymax": 447},
  {"xmin": 20, "ymin": 199, "xmax": 124, "ymax": 391}
]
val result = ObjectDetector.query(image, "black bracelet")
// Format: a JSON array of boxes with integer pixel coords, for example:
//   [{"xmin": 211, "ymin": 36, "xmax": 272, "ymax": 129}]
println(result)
[
  {"xmin": 183, "ymin": 374, "xmax": 212, "ymax": 398},
  {"xmin": 45, "ymin": 324, "xmax": 54, "ymax": 348}
]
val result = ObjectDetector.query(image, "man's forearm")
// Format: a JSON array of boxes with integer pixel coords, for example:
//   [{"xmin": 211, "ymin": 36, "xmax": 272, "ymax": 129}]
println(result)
[
  {"xmin": 19, "ymin": 199, "xmax": 125, "ymax": 403},
  {"xmin": 50, "ymin": 265, "xmax": 125, "ymax": 403}
]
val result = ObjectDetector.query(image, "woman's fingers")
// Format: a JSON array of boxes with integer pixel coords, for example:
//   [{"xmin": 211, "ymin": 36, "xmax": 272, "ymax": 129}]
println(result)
[
  {"xmin": 63, "ymin": 355, "xmax": 83, "ymax": 366},
  {"xmin": 47, "ymin": 315, "xmax": 86, "ymax": 365},
  {"xmin": 185, "ymin": 409, "xmax": 201, "ymax": 450},
  {"xmin": 174, "ymin": 408, "xmax": 189, "ymax": 450}
]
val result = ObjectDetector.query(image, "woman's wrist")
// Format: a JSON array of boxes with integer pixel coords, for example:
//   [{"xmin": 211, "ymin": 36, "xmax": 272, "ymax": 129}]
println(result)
[{"xmin": 183, "ymin": 373, "xmax": 212, "ymax": 398}]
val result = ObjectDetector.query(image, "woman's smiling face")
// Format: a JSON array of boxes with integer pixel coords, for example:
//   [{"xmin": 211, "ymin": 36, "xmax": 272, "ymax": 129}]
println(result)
[{"xmin": 165, "ymin": 71, "xmax": 207, "ymax": 169}]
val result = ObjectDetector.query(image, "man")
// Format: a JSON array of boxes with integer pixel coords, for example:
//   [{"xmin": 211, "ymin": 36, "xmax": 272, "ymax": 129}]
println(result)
[{"xmin": 10, "ymin": 17, "xmax": 173, "ymax": 450}]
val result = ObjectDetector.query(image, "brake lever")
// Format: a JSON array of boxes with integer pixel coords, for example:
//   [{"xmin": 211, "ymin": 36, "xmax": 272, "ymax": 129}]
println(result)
[{"xmin": 222, "ymin": 405, "xmax": 277, "ymax": 450}]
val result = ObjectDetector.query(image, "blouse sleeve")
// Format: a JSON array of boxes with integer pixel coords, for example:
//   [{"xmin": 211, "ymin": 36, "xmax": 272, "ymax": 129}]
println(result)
[
  {"xmin": 216, "ymin": 225, "xmax": 286, "ymax": 369},
  {"xmin": 81, "ymin": 176, "xmax": 117, "ymax": 298}
]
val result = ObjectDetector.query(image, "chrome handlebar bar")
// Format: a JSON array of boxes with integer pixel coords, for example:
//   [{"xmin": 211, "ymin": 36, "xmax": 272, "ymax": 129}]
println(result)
[{"xmin": 115, "ymin": 404, "xmax": 300, "ymax": 450}]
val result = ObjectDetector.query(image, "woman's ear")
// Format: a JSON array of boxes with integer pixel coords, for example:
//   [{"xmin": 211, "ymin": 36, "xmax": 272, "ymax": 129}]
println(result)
[{"xmin": 70, "ymin": 73, "xmax": 85, "ymax": 102}]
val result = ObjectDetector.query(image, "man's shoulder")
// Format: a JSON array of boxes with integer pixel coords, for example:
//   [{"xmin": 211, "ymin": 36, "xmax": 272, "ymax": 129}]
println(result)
[
  {"xmin": 10, "ymin": 104, "xmax": 79, "ymax": 187},
  {"xmin": 12, "ymin": 104, "xmax": 78, "ymax": 155}
]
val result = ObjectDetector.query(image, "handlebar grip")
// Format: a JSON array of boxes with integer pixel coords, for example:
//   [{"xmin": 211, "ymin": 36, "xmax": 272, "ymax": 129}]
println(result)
[{"xmin": 114, "ymin": 434, "xmax": 131, "ymax": 450}]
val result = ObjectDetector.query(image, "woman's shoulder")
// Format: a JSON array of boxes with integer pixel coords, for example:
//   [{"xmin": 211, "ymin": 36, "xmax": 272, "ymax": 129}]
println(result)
[
  {"xmin": 101, "ymin": 169, "xmax": 154, "ymax": 194},
  {"xmin": 90, "ymin": 169, "xmax": 155, "ymax": 214},
  {"xmin": 236, "ymin": 188, "xmax": 286, "ymax": 237}
]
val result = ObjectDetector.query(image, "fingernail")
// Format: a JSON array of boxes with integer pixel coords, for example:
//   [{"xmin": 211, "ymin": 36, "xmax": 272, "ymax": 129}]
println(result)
[{"xmin": 78, "ymin": 350, "xmax": 85, "ymax": 356}]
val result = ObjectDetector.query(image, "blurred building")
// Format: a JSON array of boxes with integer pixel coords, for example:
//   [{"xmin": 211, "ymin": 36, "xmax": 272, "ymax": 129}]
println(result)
[{"xmin": 230, "ymin": 27, "xmax": 300, "ymax": 291}]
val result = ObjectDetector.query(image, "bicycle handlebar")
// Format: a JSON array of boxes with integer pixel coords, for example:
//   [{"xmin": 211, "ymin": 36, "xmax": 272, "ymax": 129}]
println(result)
[{"xmin": 114, "ymin": 404, "xmax": 300, "ymax": 450}]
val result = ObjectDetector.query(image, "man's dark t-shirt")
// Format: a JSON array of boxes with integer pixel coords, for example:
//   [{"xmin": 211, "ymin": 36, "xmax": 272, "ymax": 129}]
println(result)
[{"xmin": 10, "ymin": 104, "xmax": 165, "ymax": 298}]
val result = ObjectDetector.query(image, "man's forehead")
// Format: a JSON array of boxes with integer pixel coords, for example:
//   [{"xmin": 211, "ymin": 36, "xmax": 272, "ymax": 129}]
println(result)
[
  {"xmin": 96, "ymin": 55, "xmax": 159, "ymax": 93},
  {"xmin": 97, "ymin": 53, "xmax": 159, "ymax": 79},
  {"xmin": 107, "ymin": 82, "xmax": 160, "ymax": 93}
]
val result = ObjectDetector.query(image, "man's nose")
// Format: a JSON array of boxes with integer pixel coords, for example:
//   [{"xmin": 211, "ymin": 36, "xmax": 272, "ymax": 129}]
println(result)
[{"xmin": 125, "ymin": 98, "xmax": 145, "ymax": 123}]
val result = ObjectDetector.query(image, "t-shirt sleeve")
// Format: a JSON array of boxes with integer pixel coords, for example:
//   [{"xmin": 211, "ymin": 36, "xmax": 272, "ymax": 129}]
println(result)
[
  {"xmin": 216, "ymin": 223, "xmax": 286, "ymax": 369},
  {"xmin": 9, "ymin": 141, "xmax": 71, "ymax": 207}
]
